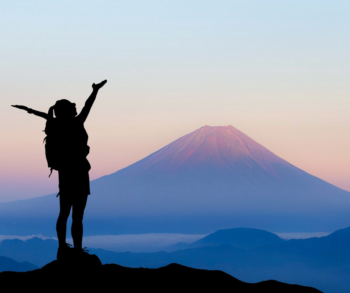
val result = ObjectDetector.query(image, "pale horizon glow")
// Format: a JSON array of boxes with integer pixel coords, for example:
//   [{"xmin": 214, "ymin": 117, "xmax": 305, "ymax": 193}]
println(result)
[{"xmin": 1, "ymin": 0, "xmax": 350, "ymax": 201}]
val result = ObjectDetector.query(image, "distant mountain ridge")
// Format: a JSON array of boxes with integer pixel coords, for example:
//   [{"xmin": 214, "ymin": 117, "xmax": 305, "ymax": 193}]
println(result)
[
  {"xmin": 0, "ymin": 255, "xmax": 37, "ymax": 272},
  {"xmin": 168, "ymin": 227, "xmax": 285, "ymax": 251},
  {"xmin": 1, "ymin": 125, "xmax": 350, "ymax": 234},
  {"xmin": 3, "ymin": 226, "xmax": 350, "ymax": 292},
  {"xmin": 0, "ymin": 237, "xmax": 57, "ymax": 267}
]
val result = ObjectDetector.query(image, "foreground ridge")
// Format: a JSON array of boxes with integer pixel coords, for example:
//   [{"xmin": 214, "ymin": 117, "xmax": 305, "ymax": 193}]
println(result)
[{"xmin": 0, "ymin": 255, "xmax": 321, "ymax": 293}]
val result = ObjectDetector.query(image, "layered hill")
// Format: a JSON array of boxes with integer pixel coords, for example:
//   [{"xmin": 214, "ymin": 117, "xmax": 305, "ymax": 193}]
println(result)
[
  {"xmin": 1, "ymin": 125, "xmax": 350, "ymax": 234},
  {"xmin": 4, "ymin": 227, "xmax": 350, "ymax": 292},
  {"xmin": 168, "ymin": 227, "xmax": 285, "ymax": 251},
  {"xmin": 0, "ymin": 255, "xmax": 37, "ymax": 272}
]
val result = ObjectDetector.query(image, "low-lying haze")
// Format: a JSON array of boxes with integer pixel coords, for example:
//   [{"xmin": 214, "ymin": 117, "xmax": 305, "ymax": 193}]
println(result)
[{"xmin": 0, "ymin": 232, "xmax": 330, "ymax": 253}]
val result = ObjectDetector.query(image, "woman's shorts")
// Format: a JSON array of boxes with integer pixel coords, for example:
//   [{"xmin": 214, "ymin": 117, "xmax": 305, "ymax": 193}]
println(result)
[{"xmin": 58, "ymin": 168, "xmax": 90, "ymax": 196}]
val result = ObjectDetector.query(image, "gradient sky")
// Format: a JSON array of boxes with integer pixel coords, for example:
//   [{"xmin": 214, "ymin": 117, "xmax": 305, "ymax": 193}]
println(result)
[{"xmin": 1, "ymin": 0, "xmax": 350, "ymax": 201}]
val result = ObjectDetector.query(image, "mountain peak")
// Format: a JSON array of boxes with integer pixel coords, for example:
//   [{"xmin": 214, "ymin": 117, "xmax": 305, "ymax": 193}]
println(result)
[
  {"xmin": 200, "ymin": 124, "xmax": 235, "ymax": 129},
  {"xmin": 127, "ymin": 125, "xmax": 291, "ymax": 175},
  {"xmin": 199, "ymin": 125, "xmax": 240, "ymax": 135}
]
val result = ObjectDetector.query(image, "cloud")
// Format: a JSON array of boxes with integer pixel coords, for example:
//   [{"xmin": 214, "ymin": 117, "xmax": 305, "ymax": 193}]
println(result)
[
  {"xmin": 0, "ymin": 234, "xmax": 55, "ymax": 241},
  {"xmin": 68, "ymin": 233, "xmax": 207, "ymax": 252},
  {"xmin": 275, "ymin": 232, "xmax": 330, "ymax": 240}
]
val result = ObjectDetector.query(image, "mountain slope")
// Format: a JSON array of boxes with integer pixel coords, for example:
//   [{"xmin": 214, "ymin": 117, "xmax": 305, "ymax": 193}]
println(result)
[
  {"xmin": 90, "ymin": 126, "xmax": 350, "ymax": 216},
  {"xmin": 0, "ymin": 125, "xmax": 350, "ymax": 234}
]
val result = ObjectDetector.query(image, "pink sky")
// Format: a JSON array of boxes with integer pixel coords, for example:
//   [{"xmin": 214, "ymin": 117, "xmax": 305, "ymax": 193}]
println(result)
[{"xmin": 1, "ymin": 106, "xmax": 350, "ymax": 202}]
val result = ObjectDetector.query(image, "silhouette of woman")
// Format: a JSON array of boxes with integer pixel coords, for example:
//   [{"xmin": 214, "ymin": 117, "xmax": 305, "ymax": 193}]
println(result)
[{"xmin": 12, "ymin": 80, "xmax": 107, "ymax": 259}]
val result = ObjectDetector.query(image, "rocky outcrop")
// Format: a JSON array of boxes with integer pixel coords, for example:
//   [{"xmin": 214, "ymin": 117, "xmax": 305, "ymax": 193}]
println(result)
[{"xmin": 0, "ymin": 254, "xmax": 321, "ymax": 292}]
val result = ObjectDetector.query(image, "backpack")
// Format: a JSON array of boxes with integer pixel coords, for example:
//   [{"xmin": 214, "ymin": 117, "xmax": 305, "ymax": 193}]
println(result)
[
  {"xmin": 43, "ymin": 117, "xmax": 90, "ymax": 177},
  {"xmin": 44, "ymin": 118, "xmax": 61, "ymax": 176}
]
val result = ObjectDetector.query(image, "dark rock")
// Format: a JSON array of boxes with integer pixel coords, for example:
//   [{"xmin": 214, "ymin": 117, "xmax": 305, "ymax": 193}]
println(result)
[
  {"xmin": 41, "ymin": 252, "xmax": 102, "ymax": 272},
  {"xmin": 0, "ymin": 254, "xmax": 322, "ymax": 292}
]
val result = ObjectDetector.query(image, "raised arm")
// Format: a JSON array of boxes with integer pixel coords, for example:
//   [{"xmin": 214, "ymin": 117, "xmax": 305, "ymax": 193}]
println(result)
[
  {"xmin": 11, "ymin": 105, "xmax": 49, "ymax": 120},
  {"xmin": 77, "ymin": 80, "xmax": 107, "ymax": 123}
]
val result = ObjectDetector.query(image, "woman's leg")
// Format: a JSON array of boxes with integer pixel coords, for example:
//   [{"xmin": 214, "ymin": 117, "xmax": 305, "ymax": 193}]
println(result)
[
  {"xmin": 71, "ymin": 194, "xmax": 88, "ymax": 250},
  {"xmin": 56, "ymin": 195, "xmax": 72, "ymax": 247}
]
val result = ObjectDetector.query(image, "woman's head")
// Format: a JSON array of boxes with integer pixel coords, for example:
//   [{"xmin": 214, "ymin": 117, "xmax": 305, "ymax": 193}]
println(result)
[{"xmin": 54, "ymin": 99, "xmax": 77, "ymax": 118}]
